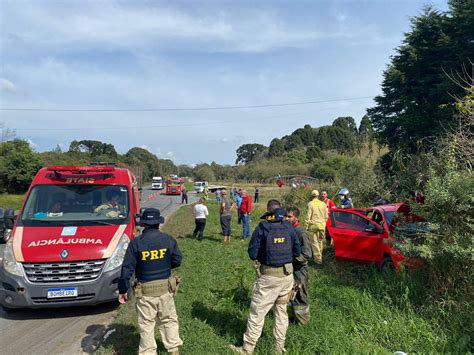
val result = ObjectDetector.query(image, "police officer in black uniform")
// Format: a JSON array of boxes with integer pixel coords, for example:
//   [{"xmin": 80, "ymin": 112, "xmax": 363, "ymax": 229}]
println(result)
[
  {"xmin": 231, "ymin": 199, "xmax": 301, "ymax": 354},
  {"xmin": 118, "ymin": 208, "xmax": 183, "ymax": 355}
]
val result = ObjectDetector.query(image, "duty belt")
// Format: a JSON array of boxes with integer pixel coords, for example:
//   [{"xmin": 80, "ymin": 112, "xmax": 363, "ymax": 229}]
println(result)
[
  {"xmin": 136, "ymin": 279, "xmax": 169, "ymax": 297},
  {"xmin": 260, "ymin": 263, "xmax": 293, "ymax": 277}
]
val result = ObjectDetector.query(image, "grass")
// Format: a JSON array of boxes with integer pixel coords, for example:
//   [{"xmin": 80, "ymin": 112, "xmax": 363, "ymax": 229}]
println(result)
[
  {"xmin": 97, "ymin": 199, "xmax": 471, "ymax": 354},
  {"xmin": 0, "ymin": 194, "xmax": 24, "ymax": 210}
]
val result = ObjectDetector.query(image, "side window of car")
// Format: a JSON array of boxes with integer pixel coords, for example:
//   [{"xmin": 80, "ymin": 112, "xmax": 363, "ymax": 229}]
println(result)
[{"xmin": 332, "ymin": 211, "xmax": 370, "ymax": 231}]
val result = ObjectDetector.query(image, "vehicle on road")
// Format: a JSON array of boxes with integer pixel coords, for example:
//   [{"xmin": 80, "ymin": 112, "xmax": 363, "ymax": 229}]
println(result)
[
  {"xmin": 151, "ymin": 176, "xmax": 164, "ymax": 190},
  {"xmin": 0, "ymin": 164, "xmax": 141, "ymax": 309},
  {"xmin": 194, "ymin": 181, "xmax": 208, "ymax": 193},
  {"xmin": 165, "ymin": 177, "xmax": 182, "ymax": 195},
  {"xmin": 326, "ymin": 203, "xmax": 424, "ymax": 271}
]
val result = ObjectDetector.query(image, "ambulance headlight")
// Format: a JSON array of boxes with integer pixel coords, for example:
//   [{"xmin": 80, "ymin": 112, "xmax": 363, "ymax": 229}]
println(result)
[
  {"xmin": 104, "ymin": 234, "xmax": 130, "ymax": 272},
  {"xmin": 3, "ymin": 238, "xmax": 23, "ymax": 276}
]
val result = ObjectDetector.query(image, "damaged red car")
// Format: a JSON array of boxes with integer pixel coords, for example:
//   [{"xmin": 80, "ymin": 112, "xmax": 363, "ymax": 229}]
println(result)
[{"xmin": 327, "ymin": 203, "xmax": 423, "ymax": 271}]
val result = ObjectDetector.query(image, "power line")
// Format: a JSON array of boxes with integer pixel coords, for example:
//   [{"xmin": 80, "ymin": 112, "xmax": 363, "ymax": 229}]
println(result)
[
  {"xmin": 10, "ymin": 103, "xmax": 370, "ymax": 132},
  {"xmin": 0, "ymin": 95, "xmax": 375, "ymax": 112}
]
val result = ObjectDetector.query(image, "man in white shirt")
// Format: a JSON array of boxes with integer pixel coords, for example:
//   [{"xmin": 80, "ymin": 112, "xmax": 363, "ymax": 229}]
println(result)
[{"xmin": 193, "ymin": 198, "xmax": 209, "ymax": 241}]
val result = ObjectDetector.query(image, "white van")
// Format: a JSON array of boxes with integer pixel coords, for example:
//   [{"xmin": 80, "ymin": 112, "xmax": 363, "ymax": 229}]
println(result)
[
  {"xmin": 194, "ymin": 181, "xmax": 208, "ymax": 193},
  {"xmin": 151, "ymin": 176, "xmax": 164, "ymax": 190}
]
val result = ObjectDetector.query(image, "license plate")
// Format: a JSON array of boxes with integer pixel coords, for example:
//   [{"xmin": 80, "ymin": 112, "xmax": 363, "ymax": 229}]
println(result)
[{"xmin": 47, "ymin": 287, "xmax": 78, "ymax": 298}]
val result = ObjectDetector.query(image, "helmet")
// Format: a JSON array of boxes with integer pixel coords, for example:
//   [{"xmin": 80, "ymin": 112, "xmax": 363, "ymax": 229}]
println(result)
[{"xmin": 337, "ymin": 187, "xmax": 350, "ymax": 196}]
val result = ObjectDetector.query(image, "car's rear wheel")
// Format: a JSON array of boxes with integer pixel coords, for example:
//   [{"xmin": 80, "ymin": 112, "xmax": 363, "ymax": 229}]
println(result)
[{"xmin": 380, "ymin": 256, "xmax": 395, "ymax": 273}]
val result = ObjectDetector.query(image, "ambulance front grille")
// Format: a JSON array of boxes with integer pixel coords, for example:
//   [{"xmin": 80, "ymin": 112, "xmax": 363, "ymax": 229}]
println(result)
[{"xmin": 23, "ymin": 259, "xmax": 107, "ymax": 283}]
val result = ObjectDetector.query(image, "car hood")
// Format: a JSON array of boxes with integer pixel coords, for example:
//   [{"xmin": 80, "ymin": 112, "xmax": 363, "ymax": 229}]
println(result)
[{"xmin": 12, "ymin": 224, "xmax": 128, "ymax": 263}]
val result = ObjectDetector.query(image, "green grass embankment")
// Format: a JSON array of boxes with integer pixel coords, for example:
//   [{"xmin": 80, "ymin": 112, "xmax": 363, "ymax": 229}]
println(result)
[
  {"xmin": 97, "ymin": 199, "xmax": 469, "ymax": 354},
  {"xmin": 0, "ymin": 194, "xmax": 24, "ymax": 210}
]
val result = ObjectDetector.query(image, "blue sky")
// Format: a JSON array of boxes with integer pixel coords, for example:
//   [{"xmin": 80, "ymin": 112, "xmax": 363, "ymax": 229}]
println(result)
[{"xmin": 0, "ymin": 0, "xmax": 449, "ymax": 165}]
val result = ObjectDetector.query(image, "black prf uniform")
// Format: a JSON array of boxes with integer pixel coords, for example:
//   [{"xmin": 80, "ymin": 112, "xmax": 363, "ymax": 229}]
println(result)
[{"xmin": 118, "ymin": 229, "xmax": 182, "ymax": 294}]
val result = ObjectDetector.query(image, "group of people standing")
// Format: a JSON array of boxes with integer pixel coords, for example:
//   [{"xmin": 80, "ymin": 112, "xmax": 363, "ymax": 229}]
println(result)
[
  {"xmin": 192, "ymin": 187, "xmax": 256, "ymax": 243},
  {"xmin": 118, "ymin": 185, "xmax": 354, "ymax": 355}
]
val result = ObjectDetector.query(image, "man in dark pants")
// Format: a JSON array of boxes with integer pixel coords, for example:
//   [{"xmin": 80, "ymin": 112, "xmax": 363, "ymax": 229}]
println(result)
[
  {"xmin": 193, "ymin": 198, "xmax": 208, "ymax": 241},
  {"xmin": 181, "ymin": 187, "xmax": 188, "ymax": 204},
  {"xmin": 118, "ymin": 208, "xmax": 183, "ymax": 355},
  {"xmin": 254, "ymin": 187, "xmax": 260, "ymax": 203},
  {"xmin": 286, "ymin": 207, "xmax": 313, "ymax": 325},
  {"xmin": 230, "ymin": 200, "xmax": 301, "ymax": 354}
]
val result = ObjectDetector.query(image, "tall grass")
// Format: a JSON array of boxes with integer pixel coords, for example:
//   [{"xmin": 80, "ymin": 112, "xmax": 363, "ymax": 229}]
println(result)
[{"xmin": 97, "ymin": 201, "xmax": 471, "ymax": 354}]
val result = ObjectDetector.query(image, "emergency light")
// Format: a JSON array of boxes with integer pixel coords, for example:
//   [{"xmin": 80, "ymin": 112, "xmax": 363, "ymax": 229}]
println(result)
[{"xmin": 47, "ymin": 166, "xmax": 116, "ymax": 173}]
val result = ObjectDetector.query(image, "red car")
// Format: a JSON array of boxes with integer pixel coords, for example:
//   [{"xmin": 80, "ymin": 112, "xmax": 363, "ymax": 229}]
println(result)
[{"xmin": 327, "ymin": 203, "xmax": 422, "ymax": 270}]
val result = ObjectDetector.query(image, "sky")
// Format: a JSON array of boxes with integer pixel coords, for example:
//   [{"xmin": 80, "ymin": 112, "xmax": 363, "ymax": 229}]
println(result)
[{"xmin": 0, "ymin": 0, "xmax": 449, "ymax": 166}]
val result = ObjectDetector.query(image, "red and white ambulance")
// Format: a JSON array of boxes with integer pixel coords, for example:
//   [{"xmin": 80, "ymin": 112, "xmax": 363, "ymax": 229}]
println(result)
[{"xmin": 0, "ymin": 165, "xmax": 141, "ymax": 309}]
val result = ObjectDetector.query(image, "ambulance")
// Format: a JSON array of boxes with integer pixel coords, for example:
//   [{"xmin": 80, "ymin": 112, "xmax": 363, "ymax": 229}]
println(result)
[{"xmin": 0, "ymin": 164, "xmax": 141, "ymax": 309}]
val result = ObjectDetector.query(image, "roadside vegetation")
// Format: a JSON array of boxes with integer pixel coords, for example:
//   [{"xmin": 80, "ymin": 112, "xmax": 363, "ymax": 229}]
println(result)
[
  {"xmin": 0, "ymin": 194, "xmax": 24, "ymax": 210},
  {"xmin": 97, "ymin": 198, "xmax": 471, "ymax": 354}
]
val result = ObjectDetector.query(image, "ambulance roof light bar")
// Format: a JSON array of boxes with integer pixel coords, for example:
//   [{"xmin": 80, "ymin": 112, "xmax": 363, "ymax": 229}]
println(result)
[{"xmin": 47, "ymin": 166, "xmax": 116, "ymax": 173}]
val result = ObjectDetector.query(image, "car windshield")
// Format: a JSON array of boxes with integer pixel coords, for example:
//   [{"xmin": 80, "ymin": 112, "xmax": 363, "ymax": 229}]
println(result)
[
  {"xmin": 152, "ymin": 178, "xmax": 162, "ymax": 182},
  {"xmin": 194, "ymin": 183, "xmax": 202, "ymax": 187},
  {"xmin": 21, "ymin": 184, "xmax": 129, "ymax": 227}
]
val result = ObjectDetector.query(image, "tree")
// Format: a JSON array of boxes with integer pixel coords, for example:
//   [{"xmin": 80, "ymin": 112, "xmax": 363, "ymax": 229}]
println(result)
[
  {"xmin": 306, "ymin": 145, "xmax": 322, "ymax": 161},
  {"xmin": 332, "ymin": 116, "xmax": 358, "ymax": 135},
  {"xmin": 0, "ymin": 139, "xmax": 42, "ymax": 192},
  {"xmin": 68, "ymin": 140, "xmax": 118, "ymax": 158},
  {"xmin": 193, "ymin": 164, "xmax": 216, "ymax": 181},
  {"xmin": 284, "ymin": 135, "xmax": 303, "ymax": 151},
  {"xmin": 367, "ymin": 5, "xmax": 473, "ymax": 154},
  {"xmin": 358, "ymin": 115, "xmax": 374, "ymax": 144},
  {"xmin": 291, "ymin": 124, "xmax": 316, "ymax": 146},
  {"xmin": 268, "ymin": 138, "xmax": 285, "ymax": 158},
  {"xmin": 235, "ymin": 144, "xmax": 267, "ymax": 164}
]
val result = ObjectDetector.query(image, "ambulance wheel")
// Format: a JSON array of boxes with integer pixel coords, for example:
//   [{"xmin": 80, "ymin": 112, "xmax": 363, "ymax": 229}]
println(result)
[{"xmin": 380, "ymin": 256, "xmax": 394, "ymax": 273}]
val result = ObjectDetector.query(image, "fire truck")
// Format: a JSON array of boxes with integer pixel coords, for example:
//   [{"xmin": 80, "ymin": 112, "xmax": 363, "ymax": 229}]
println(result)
[
  {"xmin": 165, "ymin": 177, "xmax": 182, "ymax": 195},
  {"xmin": 0, "ymin": 164, "xmax": 141, "ymax": 309}
]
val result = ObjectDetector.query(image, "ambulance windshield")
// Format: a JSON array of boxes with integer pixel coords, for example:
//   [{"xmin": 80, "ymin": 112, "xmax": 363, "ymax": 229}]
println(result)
[{"xmin": 21, "ymin": 184, "xmax": 130, "ymax": 226}]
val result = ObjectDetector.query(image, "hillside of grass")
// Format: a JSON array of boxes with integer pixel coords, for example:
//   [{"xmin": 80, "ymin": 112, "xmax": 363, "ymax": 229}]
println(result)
[{"xmin": 97, "ymin": 196, "xmax": 470, "ymax": 354}]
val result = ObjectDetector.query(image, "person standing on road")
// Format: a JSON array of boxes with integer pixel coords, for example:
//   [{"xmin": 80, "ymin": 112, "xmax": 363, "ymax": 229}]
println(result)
[
  {"xmin": 286, "ymin": 207, "xmax": 313, "ymax": 325},
  {"xmin": 203, "ymin": 185, "xmax": 209, "ymax": 200},
  {"xmin": 254, "ymin": 187, "xmax": 260, "ymax": 203},
  {"xmin": 220, "ymin": 190, "xmax": 234, "ymax": 243},
  {"xmin": 240, "ymin": 190, "xmax": 253, "ymax": 240},
  {"xmin": 118, "ymin": 208, "xmax": 183, "ymax": 355},
  {"xmin": 193, "ymin": 198, "xmax": 209, "ymax": 241},
  {"xmin": 230, "ymin": 200, "xmax": 301, "ymax": 354},
  {"xmin": 181, "ymin": 186, "xmax": 188, "ymax": 204},
  {"xmin": 305, "ymin": 190, "xmax": 329, "ymax": 265}
]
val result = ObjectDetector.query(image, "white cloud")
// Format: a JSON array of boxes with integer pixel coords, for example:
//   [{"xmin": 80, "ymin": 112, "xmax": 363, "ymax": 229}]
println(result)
[
  {"xmin": 0, "ymin": 1, "xmax": 385, "ymax": 54},
  {"xmin": 26, "ymin": 138, "xmax": 37, "ymax": 149},
  {"xmin": 0, "ymin": 78, "xmax": 16, "ymax": 92}
]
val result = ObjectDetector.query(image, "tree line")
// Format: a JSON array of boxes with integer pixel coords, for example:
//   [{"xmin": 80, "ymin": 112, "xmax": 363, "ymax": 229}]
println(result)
[{"xmin": 0, "ymin": 138, "xmax": 179, "ymax": 193}]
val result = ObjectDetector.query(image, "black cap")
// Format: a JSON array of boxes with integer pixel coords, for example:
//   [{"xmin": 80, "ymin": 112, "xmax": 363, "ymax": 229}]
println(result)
[{"xmin": 140, "ymin": 208, "xmax": 165, "ymax": 225}]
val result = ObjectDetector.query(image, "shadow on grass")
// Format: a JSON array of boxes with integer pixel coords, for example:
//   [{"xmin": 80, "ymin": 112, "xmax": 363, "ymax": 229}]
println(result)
[
  {"xmin": 181, "ymin": 233, "xmax": 223, "ymax": 243},
  {"xmin": 98, "ymin": 323, "xmax": 169, "ymax": 354},
  {"xmin": 191, "ymin": 301, "xmax": 247, "ymax": 340}
]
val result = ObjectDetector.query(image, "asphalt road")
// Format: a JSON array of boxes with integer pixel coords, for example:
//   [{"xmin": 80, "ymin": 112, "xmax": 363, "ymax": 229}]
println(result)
[{"xmin": 0, "ymin": 188, "xmax": 197, "ymax": 355}]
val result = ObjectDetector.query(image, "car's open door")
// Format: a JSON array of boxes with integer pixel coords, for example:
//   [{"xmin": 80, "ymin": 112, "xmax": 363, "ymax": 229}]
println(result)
[{"xmin": 328, "ymin": 209, "xmax": 385, "ymax": 262}]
